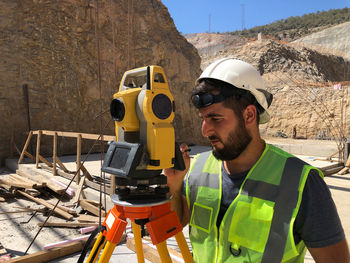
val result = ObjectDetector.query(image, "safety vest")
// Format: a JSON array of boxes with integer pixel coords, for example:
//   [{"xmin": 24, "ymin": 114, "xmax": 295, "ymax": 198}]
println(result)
[{"xmin": 185, "ymin": 143, "xmax": 323, "ymax": 263}]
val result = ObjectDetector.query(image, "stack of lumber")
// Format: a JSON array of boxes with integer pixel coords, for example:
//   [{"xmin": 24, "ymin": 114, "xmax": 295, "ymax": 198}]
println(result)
[{"xmin": 0, "ymin": 169, "xmax": 107, "ymax": 224}]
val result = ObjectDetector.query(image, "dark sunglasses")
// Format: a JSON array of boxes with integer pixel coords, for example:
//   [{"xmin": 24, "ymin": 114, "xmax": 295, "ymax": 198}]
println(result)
[{"xmin": 191, "ymin": 88, "xmax": 236, "ymax": 109}]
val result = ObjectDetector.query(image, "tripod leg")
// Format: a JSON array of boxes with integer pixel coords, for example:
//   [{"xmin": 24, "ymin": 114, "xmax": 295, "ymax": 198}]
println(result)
[
  {"xmin": 175, "ymin": 232, "xmax": 194, "ymax": 263},
  {"xmin": 87, "ymin": 232, "xmax": 106, "ymax": 263},
  {"xmin": 132, "ymin": 222, "xmax": 145, "ymax": 263},
  {"xmin": 98, "ymin": 241, "xmax": 117, "ymax": 262},
  {"xmin": 155, "ymin": 241, "xmax": 172, "ymax": 263}
]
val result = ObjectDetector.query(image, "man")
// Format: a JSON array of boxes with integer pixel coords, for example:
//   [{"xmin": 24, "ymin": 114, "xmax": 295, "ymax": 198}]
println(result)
[{"xmin": 165, "ymin": 58, "xmax": 350, "ymax": 262}]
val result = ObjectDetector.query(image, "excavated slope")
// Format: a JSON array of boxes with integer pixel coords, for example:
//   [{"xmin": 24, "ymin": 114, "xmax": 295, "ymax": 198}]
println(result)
[{"xmin": 0, "ymin": 0, "xmax": 203, "ymax": 164}]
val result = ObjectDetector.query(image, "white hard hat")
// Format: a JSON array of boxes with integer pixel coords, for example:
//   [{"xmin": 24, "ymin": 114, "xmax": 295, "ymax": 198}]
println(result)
[{"xmin": 197, "ymin": 58, "xmax": 272, "ymax": 124}]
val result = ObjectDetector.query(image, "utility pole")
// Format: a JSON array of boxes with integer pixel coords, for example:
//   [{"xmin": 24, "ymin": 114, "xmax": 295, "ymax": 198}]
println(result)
[
  {"xmin": 208, "ymin": 14, "xmax": 211, "ymax": 57},
  {"xmin": 241, "ymin": 4, "xmax": 245, "ymax": 31}
]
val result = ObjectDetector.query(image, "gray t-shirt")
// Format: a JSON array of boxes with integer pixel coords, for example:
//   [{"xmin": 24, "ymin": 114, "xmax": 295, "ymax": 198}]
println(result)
[{"xmin": 184, "ymin": 164, "xmax": 345, "ymax": 248}]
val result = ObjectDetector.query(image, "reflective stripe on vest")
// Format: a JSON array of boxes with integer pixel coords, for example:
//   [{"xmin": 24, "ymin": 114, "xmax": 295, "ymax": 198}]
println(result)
[{"xmin": 186, "ymin": 143, "xmax": 323, "ymax": 263}]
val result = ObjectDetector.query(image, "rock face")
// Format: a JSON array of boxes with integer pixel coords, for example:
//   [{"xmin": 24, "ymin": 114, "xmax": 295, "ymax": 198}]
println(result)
[
  {"xmin": 184, "ymin": 33, "xmax": 247, "ymax": 59},
  {"xmin": 0, "ymin": 0, "xmax": 203, "ymax": 165},
  {"xmin": 187, "ymin": 35, "xmax": 350, "ymax": 142},
  {"xmin": 293, "ymin": 21, "xmax": 350, "ymax": 62}
]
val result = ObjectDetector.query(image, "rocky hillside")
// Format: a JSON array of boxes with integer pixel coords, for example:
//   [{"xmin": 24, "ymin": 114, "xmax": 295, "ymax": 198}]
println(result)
[
  {"xmin": 186, "ymin": 30, "xmax": 350, "ymax": 143},
  {"xmin": 0, "ymin": 0, "xmax": 203, "ymax": 165},
  {"xmin": 293, "ymin": 21, "xmax": 350, "ymax": 61},
  {"xmin": 184, "ymin": 33, "xmax": 247, "ymax": 57}
]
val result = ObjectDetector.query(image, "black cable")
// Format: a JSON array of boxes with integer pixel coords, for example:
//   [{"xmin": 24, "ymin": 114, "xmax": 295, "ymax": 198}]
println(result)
[{"xmin": 77, "ymin": 225, "xmax": 106, "ymax": 263}]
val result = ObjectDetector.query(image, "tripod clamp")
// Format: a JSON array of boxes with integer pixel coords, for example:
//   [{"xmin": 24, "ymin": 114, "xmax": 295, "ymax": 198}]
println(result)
[{"xmin": 83, "ymin": 199, "xmax": 193, "ymax": 262}]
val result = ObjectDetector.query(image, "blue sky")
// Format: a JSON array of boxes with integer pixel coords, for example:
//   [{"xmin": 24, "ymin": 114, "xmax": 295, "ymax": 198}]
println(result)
[{"xmin": 162, "ymin": 0, "xmax": 350, "ymax": 34}]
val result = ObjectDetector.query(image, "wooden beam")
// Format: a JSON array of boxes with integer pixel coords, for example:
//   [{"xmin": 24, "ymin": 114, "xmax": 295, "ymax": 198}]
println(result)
[
  {"xmin": 24, "ymin": 151, "xmax": 35, "ymax": 161},
  {"xmin": 77, "ymin": 214, "xmax": 105, "ymax": 223},
  {"xmin": 17, "ymin": 190, "xmax": 73, "ymax": 220},
  {"xmin": 344, "ymin": 153, "xmax": 350, "ymax": 167},
  {"xmin": 46, "ymin": 201, "xmax": 77, "ymax": 215},
  {"xmin": 38, "ymin": 154, "xmax": 53, "ymax": 167},
  {"xmin": 79, "ymin": 199, "xmax": 106, "ymax": 217},
  {"xmin": 126, "ymin": 238, "xmax": 184, "ymax": 263},
  {"xmin": 38, "ymin": 221, "xmax": 98, "ymax": 228},
  {"xmin": 16, "ymin": 169, "xmax": 65, "ymax": 195},
  {"xmin": 18, "ymin": 131, "xmax": 33, "ymax": 164},
  {"xmin": 10, "ymin": 173, "xmax": 46, "ymax": 188},
  {"xmin": 56, "ymin": 157, "xmax": 69, "ymax": 173},
  {"xmin": 80, "ymin": 164, "xmax": 93, "ymax": 181},
  {"xmin": 323, "ymin": 166, "xmax": 344, "ymax": 176},
  {"xmin": 76, "ymin": 134, "xmax": 82, "ymax": 184},
  {"xmin": 320, "ymin": 162, "xmax": 343, "ymax": 172},
  {"xmin": 72, "ymin": 176, "xmax": 85, "ymax": 204},
  {"xmin": 0, "ymin": 178, "xmax": 36, "ymax": 189},
  {"xmin": 32, "ymin": 130, "xmax": 115, "ymax": 141},
  {"xmin": 53, "ymin": 132, "xmax": 57, "ymax": 176},
  {"xmin": 40, "ymin": 164, "xmax": 110, "ymax": 194},
  {"xmin": 6, "ymin": 239, "xmax": 95, "ymax": 263},
  {"xmin": 337, "ymin": 167, "xmax": 349, "ymax": 175},
  {"xmin": 36, "ymin": 130, "xmax": 42, "ymax": 168}
]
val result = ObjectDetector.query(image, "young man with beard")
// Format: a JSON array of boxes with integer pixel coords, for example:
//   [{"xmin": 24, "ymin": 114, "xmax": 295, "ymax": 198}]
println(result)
[{"xmin": 165, "ymin": 58, "xmax": 349, "ymax": 262}]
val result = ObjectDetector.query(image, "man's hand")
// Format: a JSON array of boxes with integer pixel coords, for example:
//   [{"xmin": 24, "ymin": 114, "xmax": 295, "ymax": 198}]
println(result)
[
  {"xmin": 164, "ymin": 143, "xmax": 191, "ymax": 195},
  {"xmin": 163, "ymin": 143, "xmax": 191, "ymax": 225}
]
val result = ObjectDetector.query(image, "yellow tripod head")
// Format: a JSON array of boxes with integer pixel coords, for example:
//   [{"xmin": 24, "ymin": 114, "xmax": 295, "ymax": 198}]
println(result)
[{"xmin": 102, "ymin": 66, "xmax": 184, "ymax": 202}]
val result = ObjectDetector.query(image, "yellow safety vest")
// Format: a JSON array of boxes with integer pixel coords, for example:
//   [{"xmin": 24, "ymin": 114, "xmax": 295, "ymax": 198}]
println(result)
[{"xmin": 186, "ymin": 143, "xmax": 323, "ymax": 263}]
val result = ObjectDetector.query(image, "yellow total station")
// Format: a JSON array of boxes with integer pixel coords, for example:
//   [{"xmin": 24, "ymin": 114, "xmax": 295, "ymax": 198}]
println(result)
[{"xmin": 102, "ymin": 65, "xmax": 183, "ymax": 201}]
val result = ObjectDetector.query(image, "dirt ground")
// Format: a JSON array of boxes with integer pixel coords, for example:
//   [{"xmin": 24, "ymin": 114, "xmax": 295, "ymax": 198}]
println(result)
[{"xmin": 0, "ymin": 139, "xmax": 348, "ymax": 262}]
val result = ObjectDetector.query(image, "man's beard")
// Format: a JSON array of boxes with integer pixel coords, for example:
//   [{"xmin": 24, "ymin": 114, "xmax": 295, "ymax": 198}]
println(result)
[{"xmin": 210, "ymin": 124, "xmax": 252, "ymax": 161}]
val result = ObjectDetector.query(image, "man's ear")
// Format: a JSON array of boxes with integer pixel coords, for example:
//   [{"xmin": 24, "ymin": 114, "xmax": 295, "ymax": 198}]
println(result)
[{"xmin": 244, "ymin": 105, "xmax": 257, "ymax": 125}]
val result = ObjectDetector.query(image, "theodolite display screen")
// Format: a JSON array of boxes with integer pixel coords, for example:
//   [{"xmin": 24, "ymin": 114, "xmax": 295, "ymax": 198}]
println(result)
[{"xmin": 102, "ymin": 141, "xmax": 143, "ymax": 179}]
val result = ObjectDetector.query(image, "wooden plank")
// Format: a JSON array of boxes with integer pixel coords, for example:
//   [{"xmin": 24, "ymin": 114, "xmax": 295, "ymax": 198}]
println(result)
[
  {"xmin": 0, "ymin": 178, "xmax": 36, "ymax": 189},
  {"xmin": 38, "ymin": 154, "xmax": 53, "ymax": 168},
  {"xmin": 126, "ymin": 238, "xmax": 184, "ymax": 263},
  {"xmin": 16, "ymin": 169, "xmax": 65, "ymax": 195},
  {"xmin": 76, "ymin": 134, "xmax": 82, "ymax": 184},
  {"xmin": 40, "ymin": 164, "xmax": 111, "ymax": 194},
  {"xmin": 323, "ymin": 166, "xmax": 344, "ymax": 176},
  {"xmin": 38, "ymin": 221, "xmax": 98, "ymax": 228},
  {"xmin": 56, "ymin": 157, "xmax": 69, "ymax": 173},
  {"xmin": 53, "ymin": 132, "xmax": 57, "ymax": 176},
  {"xmin": 24, "ymin": 188, "xmax": 41, "ymax": 197},
  {"xmin": 32, "ymin": 130, "xmax": 115, "ymax": 141},
  {"xmin": 344, "ymin": 153, "xmax": 350, "ymax": 167},
  {"xmin": 47, "ymin": 201, "xmax": 77, "ymax": 215},
  {"xmin": 10, "ymin": 174, "xmax": 46, "ymax": 188},
  {"xmin": 337, "ymin": 167, "xmax": 349, "ymax": 175},
  {"xmin": 77, "ymin": 214, "xmax": 105, "ymax": 223},
  {"xmin": 80, "ymin": 164, "xmax": 93, "ymax": 181},
  {"xmin": 24, "ymin": 150, "xmax": 35, "ymax": 161},
  {"xmin": 0, "ymin": 182, "xmax": 12, "ymax": 192},
  {"xmin": 319, "ymin": 162, "xmax": 343, "ymax": 172},
  {"xmin": 0, "ymin": 208, "xmax": 46, "ymax": 215},
  {"xmin": 36, "ymin": 130, "xmax": 42, "ymax": 168},
  {"xmin": 6, "ymin": 238, "xmax": 94, "ymax": 263},
  {"xmin": 72, "ymin": 176, "xmax": 85, "ymax": 204},
  {"xmin": 18, "ymin": 131, "xmax": 33, "ymax": 164},
  {"xmin": 17, "ymin": 190, "xmax": 73, "ymax": 220},
  {"xmin": 79, "ymin": 199, "xmax": 106, "ymax": 217}
]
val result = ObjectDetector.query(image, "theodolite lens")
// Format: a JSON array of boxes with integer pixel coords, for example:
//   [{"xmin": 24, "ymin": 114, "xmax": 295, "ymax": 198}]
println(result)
[{"xmin": 110, "ymin": 99, "xmax": 125, "ymax": 121}]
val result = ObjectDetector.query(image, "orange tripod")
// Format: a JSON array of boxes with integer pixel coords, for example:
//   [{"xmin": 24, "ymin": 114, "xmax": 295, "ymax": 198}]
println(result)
[{"xmin": 85, "ymin": 199, "xmax": 194, "ymax": 263}]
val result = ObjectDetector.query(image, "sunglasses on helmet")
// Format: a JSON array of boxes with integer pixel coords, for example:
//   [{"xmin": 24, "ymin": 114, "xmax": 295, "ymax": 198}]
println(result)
[{"xmin": 191, "ymin": 88, "xmax": 236, "ymax": 109}]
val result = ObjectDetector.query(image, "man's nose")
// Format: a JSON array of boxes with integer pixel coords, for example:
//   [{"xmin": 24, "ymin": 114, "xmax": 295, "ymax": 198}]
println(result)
[{"xmin": 201, "ymin": 119, "xmax": 214, "ymax": 138}]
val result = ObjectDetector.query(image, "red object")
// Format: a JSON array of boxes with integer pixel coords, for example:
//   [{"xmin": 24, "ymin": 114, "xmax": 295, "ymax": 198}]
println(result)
[{"xmin": 102, "ymin": 201, "xmax": 182, "ymax": 245}]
